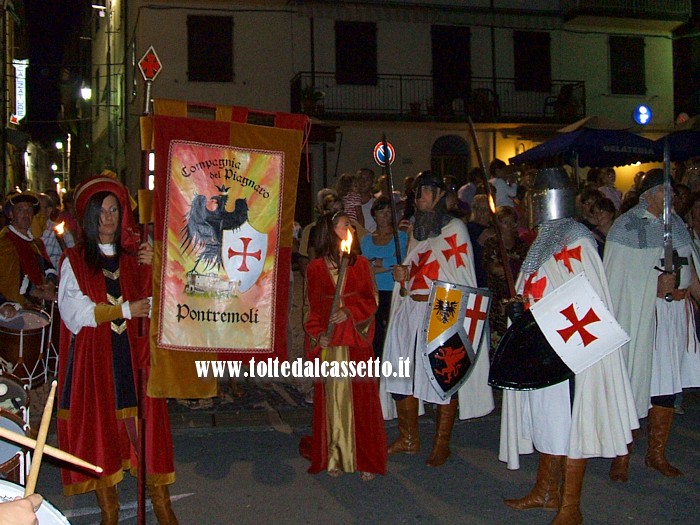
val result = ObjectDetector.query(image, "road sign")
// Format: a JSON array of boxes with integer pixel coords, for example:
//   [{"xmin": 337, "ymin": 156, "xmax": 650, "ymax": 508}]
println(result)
[
  {"xmin": 373, "ymin": 141, "xmax": 395, "ymax": 166},
  {"xmin": 138, "ymin": 46, "xmax": 162, "ymax": 82}
]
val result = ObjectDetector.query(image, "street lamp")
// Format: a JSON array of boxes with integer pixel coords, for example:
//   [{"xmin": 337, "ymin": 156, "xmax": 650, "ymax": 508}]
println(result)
[{"xmin": 81, "ymin": 83, "xmax": 92, "ymax": 101}]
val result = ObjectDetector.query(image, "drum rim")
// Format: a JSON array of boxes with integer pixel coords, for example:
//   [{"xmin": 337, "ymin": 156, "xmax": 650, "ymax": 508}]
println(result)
[
  {"xmin": 0, "ymin": 407, "xmax": 27, "ymax": 468},
  {"xmin": 0, "ymin": 479, "xmax": 69, "ymax": 521},
  {"xmin": 0, "ymin": 372, "xmax": 29, "ymax": 410},
  {"xmin": 0, "ymin": 307, "xmax": 51, "ymax": 333}
]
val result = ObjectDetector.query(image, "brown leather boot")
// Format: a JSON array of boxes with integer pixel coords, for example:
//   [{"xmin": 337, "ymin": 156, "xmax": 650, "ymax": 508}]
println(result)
[
  {"xmin": 387, "ymin": 396, "xmax": 420, "ymax": 454},
  {"xmin": 95, "ymin": 485, "xmax": 120, "ymax": 525},
  {"xmin": 426, "ymin": 399, "xmax": 458, "ymax": 467},
  {"xmin": 645, "ymin": 405, "xmax": 683, "ymax": 477},
  {"xmin": 609, "ymin": 439, "xmax": 634, "ymax": 483},
  {"xmin": 550, "ymin": 457, "xmax": 587, "ymax": 525},
  {"xmin": 148, "ymin": 483, "xmax": 180, "ymax": 525},
  {"xmin": 504, "ymin": 453, "xmax": 563, "ymax": 511}
]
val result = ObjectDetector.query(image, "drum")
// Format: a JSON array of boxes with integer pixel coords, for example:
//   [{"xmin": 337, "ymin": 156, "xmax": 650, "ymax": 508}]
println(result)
[
  {"xmin": 0, "ymin": 373, "xmax": 28, "ymax": 420},
  {"xmin": 0, "ymin": 409, "xmax": 27, "ymax": 483},
  {"xmin": 0, "ymin": 479, "xmax": 69, "ymax": 524},
  {"xmin": 0, "ymin": 307, "xmax": 49, "ymax": 388}
]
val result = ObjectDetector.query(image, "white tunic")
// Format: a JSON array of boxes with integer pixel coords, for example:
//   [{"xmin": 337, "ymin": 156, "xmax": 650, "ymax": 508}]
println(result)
[
  {"xmin": 381, "ymin": 218, "xmax": 494, "ymax": 420},
  {"xmin": 499, "ymin": 234, "xmax": 638, "ymax": 470},
  {"xmin": 605, "ymin": 225, "xmax": 700, "ymax": 418}
]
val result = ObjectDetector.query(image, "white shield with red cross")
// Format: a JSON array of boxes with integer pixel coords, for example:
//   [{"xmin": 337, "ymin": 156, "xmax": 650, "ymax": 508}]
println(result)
[
  {"xmin": 222, "ymin": 221, "xmax": 267, "ymax": 293},
  {"xmin": 421, "ymin": 281, "xmax": 492, "ymax": 400},
  {"xmin": 529, "ymin": 272, "xmax": 629, "ymax": 374}
]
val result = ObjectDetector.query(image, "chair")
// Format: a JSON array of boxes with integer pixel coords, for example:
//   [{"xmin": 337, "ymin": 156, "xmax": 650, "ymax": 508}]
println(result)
[{"xmin": 544, "ymin": 84, "xmax": 578, "ymax": 120}]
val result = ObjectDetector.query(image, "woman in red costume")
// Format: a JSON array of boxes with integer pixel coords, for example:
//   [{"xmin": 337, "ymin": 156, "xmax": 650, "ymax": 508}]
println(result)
[
  {"xmin": 57, "ymin": 175, "xmax": 178, "ymax": 524},
  {"xmin": 300, "ymin": 211, "xmax": 387, "ymax": 480}
]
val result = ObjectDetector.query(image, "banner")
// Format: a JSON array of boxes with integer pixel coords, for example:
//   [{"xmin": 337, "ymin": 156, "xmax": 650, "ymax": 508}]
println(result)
[{"xmin": 147, "ymin": 100, "xmax": 307, "ymax": 398}]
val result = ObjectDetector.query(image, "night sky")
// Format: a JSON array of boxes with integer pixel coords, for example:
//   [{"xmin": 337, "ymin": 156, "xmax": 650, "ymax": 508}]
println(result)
[{"xmin": 25, "ymin": 0, "xmax": 83, "ymax": 146}]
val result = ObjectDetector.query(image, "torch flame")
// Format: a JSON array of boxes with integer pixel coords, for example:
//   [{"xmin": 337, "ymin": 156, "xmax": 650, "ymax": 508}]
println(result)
[
  {"xmin": 54, "ymin": 221, "xmax": 65, "ymax": 236},
  {"xmin": 340, "ymin": 229, "xmax": 353, "ymax": 255},
  {"xmin": 488, "ymin": 194, "xmax": 496, "ymax": 214}
]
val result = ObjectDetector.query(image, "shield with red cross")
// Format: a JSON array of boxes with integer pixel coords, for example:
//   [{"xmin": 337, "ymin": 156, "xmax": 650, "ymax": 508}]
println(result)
[
  {"xmin": 421, "ymin": 281, "xmax": 491, "ymax": 400},
  {"xmin": 222, "ymin": 221, "xmax": 267, "ymax": 293},
  {"xmin": 489, "ymin": 273, "xmax": 630, "ymax": 390}
]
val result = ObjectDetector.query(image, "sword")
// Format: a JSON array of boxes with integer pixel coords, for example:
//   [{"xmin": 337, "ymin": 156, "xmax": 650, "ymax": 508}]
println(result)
[
  {"xmin": 662, "ymin": 136, "xmax": 674, "ymax": 273},
  {"xmin": 381, "ymin": 133, "xmax": 407, "ymax": 297}
]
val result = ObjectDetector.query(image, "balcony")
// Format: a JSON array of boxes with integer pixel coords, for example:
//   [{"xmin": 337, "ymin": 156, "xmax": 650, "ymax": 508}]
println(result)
[
  {"xmin": 560, "ymin": 0, "xmax": 691, "ymax": 30},
  {"xmin": 291, "ymin": 72, "xmax": 585, "ymax": 125}
]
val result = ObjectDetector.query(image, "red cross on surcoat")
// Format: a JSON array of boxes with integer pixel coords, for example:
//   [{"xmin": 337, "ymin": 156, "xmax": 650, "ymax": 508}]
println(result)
[
  {"xmin": 409, "ymin": 250, "xmax": 440, "ymax": 291},
  {"xmin": 554, "ymin": 245, "xmax": 582, "ymax": 273},
  {"xmin": 556, "ymin": 304, "xmax": 600, "ymax": 347},
  {"xmin": 441, "ymin": 234, "xmax": 468, "ymax": 268},
  {"xmin": 464, "ymin": 295, "xmax": 487, "ymax": 343},
  {"xmin": 227, "ymin": 237, "xmax": 262, "ymax": 272},
  {"xmin": 523, "ymin": 272, "xmax": 547, "ymax": 306}
]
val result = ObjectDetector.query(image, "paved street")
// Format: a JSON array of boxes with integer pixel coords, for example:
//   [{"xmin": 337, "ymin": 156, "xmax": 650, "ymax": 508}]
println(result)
[{"xmin": 28, "ymin": 387, "xmax": 700, "ymax": 525}]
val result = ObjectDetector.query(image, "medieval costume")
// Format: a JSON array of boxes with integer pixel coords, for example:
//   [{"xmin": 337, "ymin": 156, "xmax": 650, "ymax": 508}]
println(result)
[
  {"xmin": 499, "ymin": 168, "xmax": 638, "ymax": 524},
  {"xmin": 381, "ymin": 170, "xmax": 494, "ymax": 468},
  {"xmin": 300, "ymin": 219, "xmax": 386, "ymax": 478},
  {"xmin": 0, "ymin": 193, "xmax": 56, "ymax": 306},
  {"xmin": 57, "ymin": 175, "xmax": 177, "ymax": 524},
  {"xmin": 604, "ymin": 169, "xmax": 700, "ymax": 481}
]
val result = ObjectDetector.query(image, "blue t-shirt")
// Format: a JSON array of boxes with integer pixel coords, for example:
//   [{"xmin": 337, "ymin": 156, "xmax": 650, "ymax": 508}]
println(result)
[{"xmin": 360, "ymin": 230, "xmax": 408, "ymax": 291}]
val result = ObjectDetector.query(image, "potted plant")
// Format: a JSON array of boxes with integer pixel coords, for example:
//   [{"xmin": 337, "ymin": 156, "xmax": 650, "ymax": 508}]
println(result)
[{"xmin": 301, "ymin": 85, "xmax": 324, "ymax": 114}]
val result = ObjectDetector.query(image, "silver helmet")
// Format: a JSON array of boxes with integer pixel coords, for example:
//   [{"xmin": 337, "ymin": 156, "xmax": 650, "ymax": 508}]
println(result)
[{"xmin": 526, "ymin": 167, "xmax": 575, "ymax": 227}]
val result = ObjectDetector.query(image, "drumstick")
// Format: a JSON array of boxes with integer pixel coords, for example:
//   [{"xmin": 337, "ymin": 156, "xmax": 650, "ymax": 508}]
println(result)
[
  {"xmin": 0, "ymin": 426, "xmax": 103, "ymax": 473},
  {"xmin": 25, "ymin": 380, "xmax": 56, "ymax": 496}
]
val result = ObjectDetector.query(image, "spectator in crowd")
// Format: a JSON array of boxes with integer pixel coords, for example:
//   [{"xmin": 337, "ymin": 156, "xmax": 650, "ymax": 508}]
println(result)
[
  {"xmin": 356, "ymin": 168, "xmax": 377, "ymax": 233},
  {"xmin": 458, "ymin": 168, "xmax": 479, "ymax": 209},
  {"xmin": 37, "ymin": 192, "xmax": 75, "ymax": 269},
  {"xmin": 597, "ymin": 167, "xmax": 622, "ymax": 211},
  {"xmin": 489, "ymin": 159, "xmax": 517, "ymax": 208},
  {"xmin": 467, "ymin": 194, "xmax": 492, "ymax": 287},
  {"xmin": 481, "ymin": 206, "xmax": 528, "ymax": 355},
  {"xmin": 360, "ymin": 197, "xmax": 407, "ymax": 360},
  {"xmin": 576, "ymin": 187, "xmax": 604, "ymax": 230},
  {"xmin": 401, "ymin": 176, "xmax": 416, "ymax": 222},
  {"xmin": 590, "ymin": 196, "xmax": 616, "ymax": 257},
  {"xmin": 336, "ymin": 172, "xmax": 362, "ymax": 223}
]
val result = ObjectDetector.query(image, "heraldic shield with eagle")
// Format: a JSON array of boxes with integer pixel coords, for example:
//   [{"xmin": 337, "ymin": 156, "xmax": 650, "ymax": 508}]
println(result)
[{"xmin": 421, "ymin": 280, "xmax": 491, "ymax": 400}]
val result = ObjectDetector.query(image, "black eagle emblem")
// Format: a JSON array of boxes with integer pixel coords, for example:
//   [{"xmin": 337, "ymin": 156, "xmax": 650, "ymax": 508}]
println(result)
[
  {"xmin": 180, "ymin": 189, "xmax": 249, "ymax": 272},
  {"xmin": 433, "ymin": 299, "xmax": 458, "ymax": 324}
]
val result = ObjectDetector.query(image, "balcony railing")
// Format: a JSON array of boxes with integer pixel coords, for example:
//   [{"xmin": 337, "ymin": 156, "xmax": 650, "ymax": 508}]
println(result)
[
  {"xmin": 560, "ymin": 0, "xmax": 691, "ymax": 20},
  {"xmin": 291, "ymin": 72, "xmax": 585, "ymax": 124}
]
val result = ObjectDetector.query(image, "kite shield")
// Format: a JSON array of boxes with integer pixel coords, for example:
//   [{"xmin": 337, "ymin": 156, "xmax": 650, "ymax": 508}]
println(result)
[{"xmin": 421, "ymin": 281, "xmax": 491, "ymax": 400}]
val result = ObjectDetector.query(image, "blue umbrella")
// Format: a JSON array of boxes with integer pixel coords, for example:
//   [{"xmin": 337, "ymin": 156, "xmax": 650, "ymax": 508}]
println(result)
[
  {"xmin": 656, "ymin": 116, "xmax": 700, "ymax": 162},
  {"xmin": 510, "ymin": 127, "xmax": 659, "ymax": 168}
]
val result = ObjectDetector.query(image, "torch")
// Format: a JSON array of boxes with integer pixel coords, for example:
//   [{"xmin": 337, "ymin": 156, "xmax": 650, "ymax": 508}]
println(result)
[
  {"xmin": 323, "ymin": 228, "xmax": 353, "ymax": 342},
  {"xmin": 53, "ymin": 221, "xmax": 67, "ymax": 251}
]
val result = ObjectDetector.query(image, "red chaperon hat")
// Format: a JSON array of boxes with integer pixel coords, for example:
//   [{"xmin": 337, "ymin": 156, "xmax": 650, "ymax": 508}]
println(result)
[{"xmin": 74, "ymin": 171, "xmax": 140, "ymax": 251}]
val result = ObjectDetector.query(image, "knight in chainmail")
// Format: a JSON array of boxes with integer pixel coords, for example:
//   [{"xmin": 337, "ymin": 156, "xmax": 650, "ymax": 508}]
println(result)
[
  {"xmin": 500, "ymin": 168, "xmax": 638, "ymax": 525},
  {"xmin": 381, "ymin": 170, "xmax": 494, "ymax": 468},
  {"xmin": 604, "ymin": 168, "xmax": 700, "ymax": 483}
]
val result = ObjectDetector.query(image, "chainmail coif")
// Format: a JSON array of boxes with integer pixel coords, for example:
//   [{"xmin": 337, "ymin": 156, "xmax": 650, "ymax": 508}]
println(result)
[{"xmin": 521, "ymin": 218, "xmax": 595, "ymax": 275}]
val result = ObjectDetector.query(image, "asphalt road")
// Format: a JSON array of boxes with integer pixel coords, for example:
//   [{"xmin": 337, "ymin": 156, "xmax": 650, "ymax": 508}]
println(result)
[{"xmin": 29, "ymin": 389, "xmax": 700, "ymax": 525}]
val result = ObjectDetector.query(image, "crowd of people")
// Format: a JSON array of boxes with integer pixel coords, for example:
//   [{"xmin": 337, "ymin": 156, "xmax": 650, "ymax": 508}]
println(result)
[
  {"xmin": 294, "ymin": 159, "xmax": 700, "ymax": 525},
  {"xmin": 2, "ymin": 155, "xmax": 700, "ymax": 523}
]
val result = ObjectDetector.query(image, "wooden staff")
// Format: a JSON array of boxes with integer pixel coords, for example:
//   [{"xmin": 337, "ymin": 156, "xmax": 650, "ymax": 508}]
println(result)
[
  {"xmin": 323, "ymin": 230, "xmax": 353, "ymax": 341},
  {"xmin": 380, "ymin": 133, "xmax": 407, "ymax": 296},
  {"xmin": 466, "ymin": 117, "xmax": 516, "ymax": 298},
  {"xmin": 25, "ymin": 380, "xmax": 57, "ymax": 496},
  {"xmin": 0, "ymin": 426, "xmax": 102, "ymax": 473}
]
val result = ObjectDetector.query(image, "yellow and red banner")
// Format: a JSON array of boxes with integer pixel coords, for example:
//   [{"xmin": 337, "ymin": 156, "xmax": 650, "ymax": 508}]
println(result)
[{"xmin": 147, "ymin": 100, "xmax": 307, "ymax": 398}]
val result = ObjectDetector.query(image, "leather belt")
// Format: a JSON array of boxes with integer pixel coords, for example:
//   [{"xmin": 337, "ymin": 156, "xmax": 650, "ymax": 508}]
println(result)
[
  {"xmin": 410, "ymin": 294, "xmax": 429, "ymax": 302},
  {"xmin": 657, "ymin": 288, "xmax": 689, "ymax": 301}
]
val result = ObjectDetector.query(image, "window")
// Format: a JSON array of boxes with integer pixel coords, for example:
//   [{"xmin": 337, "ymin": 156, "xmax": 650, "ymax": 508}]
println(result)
[
  {"xmin": 187, "ymin": 15, "xmax": 233, "ymax": 82},
  {"xmin": 335, "ymin": 21, "xmax": 377, "ymax": 85},
  {"xmin": 513, "ymin": 31, "xmax": 551, "ymax": 92},
  {"xmin": 609, "ymin": 36, "xmax": 646, "ymax": 95}
]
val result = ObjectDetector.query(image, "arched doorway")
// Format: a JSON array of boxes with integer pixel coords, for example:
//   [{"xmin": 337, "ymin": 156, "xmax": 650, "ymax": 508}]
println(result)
[{"xmin": 430, "ymin": 134, "xmax": 470, "ymax": 186}]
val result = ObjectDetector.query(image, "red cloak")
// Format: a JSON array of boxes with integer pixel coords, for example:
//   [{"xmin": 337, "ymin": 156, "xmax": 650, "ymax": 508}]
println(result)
[
  {"xmin": 57, "ymin": 246, "xmax": 175, "ymax": 495},
  {"xmin": 300, "ymin": 256, "xmax": 387, "ymax": 475}
]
